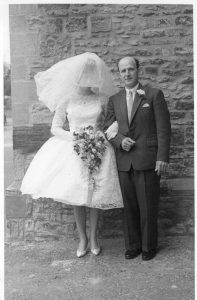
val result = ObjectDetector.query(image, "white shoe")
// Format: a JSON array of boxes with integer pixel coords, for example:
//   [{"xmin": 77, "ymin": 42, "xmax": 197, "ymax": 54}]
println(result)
[
  {"xmin": 91, "ymin": 247, "xmax": 102, "ymax": 256},
  {"xmin": 77, "ymin": 247, "xmax": 88, "ymax": 258}
]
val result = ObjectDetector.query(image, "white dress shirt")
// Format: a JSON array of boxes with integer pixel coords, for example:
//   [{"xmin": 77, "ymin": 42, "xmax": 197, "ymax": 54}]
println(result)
[{"xmin": 125, "ymin": 83, "xmax": 139, "ymax": 124}]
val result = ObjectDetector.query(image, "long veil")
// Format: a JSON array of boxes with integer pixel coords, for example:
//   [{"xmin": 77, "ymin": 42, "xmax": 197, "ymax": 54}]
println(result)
[{"xmin": 34, "ymin": 52, "xmax": 117, "ymax": 112}]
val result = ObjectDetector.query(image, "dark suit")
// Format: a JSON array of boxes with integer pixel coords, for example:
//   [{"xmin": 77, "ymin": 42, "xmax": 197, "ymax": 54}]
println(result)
[{"xmin": 105, "ymin": 83, "xmax": 171, "ymax": 251}]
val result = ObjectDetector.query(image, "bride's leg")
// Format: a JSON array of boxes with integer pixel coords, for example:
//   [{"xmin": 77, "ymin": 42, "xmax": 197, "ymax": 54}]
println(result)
[
  {"xmin": 73, "ymin": 206, "xmax": 88, "ymax": 251},
  {"xmin": 89, "ymin": 208, "xmax": 100, "ymax": 250}
]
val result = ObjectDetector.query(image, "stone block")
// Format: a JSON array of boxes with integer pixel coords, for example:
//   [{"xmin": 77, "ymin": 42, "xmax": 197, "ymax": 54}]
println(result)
[
  {"xmin": 158, "ymin": 218, "xmax": 173, "ymax": 229},
  {"xmin": 185, "ymin": 126, "xmax": 194, "ymax": 144},
  {"xmin": 25, "ymin": 219, "xmax": 35, "ymax": 231},
  {"xmin": 9, "ymin": 4, "xmax": 22, "ymax": 16},
  {"xmin": 167, "ymin": 224, "xmax": 186, "ymax": 235},
  {"xmin": 11, "ymin": 62, "xmax": 28, "ymax": 81},
  {"xmin": 90, "ymin": 15, "xmax": 112, "ymax": 33},
  {"xmin": 170, "ymin": 146, "xmax": 184, "ymax": 158},
  {"xmin": 32, "ymin": 213, "xmax": 50, "ymax": 222},
  {"xmin": 5, "ymin": 220, "xmax": 11, "ymax": 240},
  {"xmin": 13, "ymin": 125, "xmax": 51, "ymax": 153},
  {"xmin": 50, "ymin": 213, "xmax": 62, "ymax": 223},
  {"xmin": 183, "ymin": 8, "xmax": 193, "ymax": 14},
  {"xmin": 39, "ymin": 4, "xmax": 70, "ymax": 16},
  {"xmin": 174, "ymin": 47, "xmax": 193, "ymax": 56},
  {"xmin": 6, "ymin": 195, "xmax": 27, "ymax": 218},
  {"xmin": 46, "ymin": 18, "xmax": 63, "ymax": 34},
  {"xmin": 188, "ymin": 227, "xmax": 194, "ymax": 235},
  {"xmin": 179, "ymin": 76, "xmax": 193, "ymax": 84},
  {"xmin": 34, "ymin": 220, "xmax": 45, "ymax": 232},
  {"xmin": 162, "ymin": 6, "xmax": 181, "ymax": 15},
  {"xmin": 8, "ymin": 219, "xmax": 20, "ymax": 238},
  {"xmin": 145, "ymin": 67, "xmax": 158, "ymax": 75},
  {"xmin": 40, "ymin": 34, "xmax": 71, "ymax": 58},
  {"xmin": 166, "ymin": 28, "xmax": 192, "ymax": 38},
  {"xmin": 24, "ymin": 231, "xmax": 35, "ymax": 241},
  {"xmin": 171, "ymin": 127, "xmax": 184, "ymax": 146},
  {"xmin": 175, "ymin": 15, "xmax": 193, "ymax": 26},
  {"xmin": 175, "ymin": 101, "xmax": 193, "ymax": 110},
  {"xmin": 161, "ymin": 48, "xmax": 174, "ymax": 57},
  {"xmin": 9, "ymin": 4, "xmax": 38, "ymax": 16},
  {"xmin": 26, "ymin": 58, "xmax": 47, "ymax": 79},
  {"xmin": 162, "ymin": 69, "xmax": 185, "ymax": 76},
  {"xmin": 144, "ymin": 16, "xmax": 173, "ymax": 30},
  {"xmin": 26, "ymin": 16, "xmax": 46, "ymax": 31},
  {"xmin": 157, "ymin": 17, "xmax": 172, "ymax": 27},
  {"xmin": 32, "ymin": 201, "xmax": 44, "ymax": 214},
  {"xmin": 157, "ymin": 76, "xmax": 171, "ymax": 83},
  {"xmin": 170, "ymin": 112, "xmax": 186, "ymax": 120},
  {"xmin": 61, "ymin": 214, "xmax": 75, "ymax": 224},
  {"xmin": 94, "ymin": 4, "xmax": 116, "ymax": 14},
  {"xmin": 11, "ymin": 151, "xmax": 24, "ymax": 182},
  {"xmin": 31, "ymin": 102, "xmax": 54, "ymax": 125},
  {"xmin": 10, "ymin": 33, "xmax": 40, "ymax": 57},
  {"xmin": 62, "ymin": 223, "xmax": 76, "ymax": 234},
  {"xmin": 168, "ymin": 178, "xmax": 194, "ymax": 192},
  {"xmin": 173, "ymin": 91, "xmax": 193, "ymax": 100},
  {"xmin": 150, "ymin": 58, "xmax": 167, "ymax": 65},
  {"xmin": 65, "ymin": 14, "xmax": 87, "ymax": 32},
  {"xmin": 12, "ymin": 103, "xmax": 31, "ymax": 126},
  {"xmin": 134, "ymin": 49, "xmax": 152, "ymax": 57},
  {"xmin": 26, "ymin": 197, "xmax": 33, "ymax": 217},
  {"xmin": 11, "ymin": 81, "xmax": 37, "ymax": 105},
  {"xmin": 9, "ymin": 16, "xmax": 27, "ymax": 33},
  {"xmin": 142, "ymin": 30, "xmax": 165, "ymax": 38}
]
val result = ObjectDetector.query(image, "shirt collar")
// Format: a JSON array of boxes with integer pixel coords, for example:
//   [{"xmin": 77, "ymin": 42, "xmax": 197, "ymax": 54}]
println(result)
[{"xmin": 125, "ymin": 83, "xmax": 139, "ymax": 95}]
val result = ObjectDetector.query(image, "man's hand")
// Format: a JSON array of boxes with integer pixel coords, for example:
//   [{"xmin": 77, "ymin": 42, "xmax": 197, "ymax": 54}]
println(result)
[
  {"xmin": 121, "ymin": 137, "xmax": 135, "ymax": 152},
  {"xmin": 155, "ymin": 161, "xmax": 168, "ymax": 176}
]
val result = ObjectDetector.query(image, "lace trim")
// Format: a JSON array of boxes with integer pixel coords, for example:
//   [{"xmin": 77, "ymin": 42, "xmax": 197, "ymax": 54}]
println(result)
[
  {"xmin": 69, "ymin": 93, "xmax": 108, "ymax": 106},
  {"xmin": 33, "ymin": 197, "xmax": 123, "ymax": 210}
]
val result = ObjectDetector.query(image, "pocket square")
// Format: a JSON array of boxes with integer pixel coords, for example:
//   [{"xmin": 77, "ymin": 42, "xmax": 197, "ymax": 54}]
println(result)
[{"xmin": 142, "ymin": 103, "xmax": 150, "ymax": 108}]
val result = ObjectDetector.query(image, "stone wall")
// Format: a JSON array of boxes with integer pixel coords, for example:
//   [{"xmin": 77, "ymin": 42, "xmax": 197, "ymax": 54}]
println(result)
[{"xmin": 6, "ymin": 4, "xmax": 194, "ymax": 241}]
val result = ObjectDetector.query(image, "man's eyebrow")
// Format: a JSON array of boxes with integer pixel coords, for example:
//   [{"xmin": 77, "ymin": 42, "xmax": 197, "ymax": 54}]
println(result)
[{"xmin": 120, "ymin": 67, "xmax": 135, "ymax": 72}]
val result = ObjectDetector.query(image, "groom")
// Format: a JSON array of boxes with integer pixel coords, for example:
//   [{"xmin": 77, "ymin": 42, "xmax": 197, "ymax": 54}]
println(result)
[{"xmin": 105, "ymin": 56, "xmax": 171, "ymax": 260}]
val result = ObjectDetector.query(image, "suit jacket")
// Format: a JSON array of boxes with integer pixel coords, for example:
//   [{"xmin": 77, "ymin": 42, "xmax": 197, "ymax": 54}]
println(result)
[{"xmin": 105, "ymin": 83, "xmax": 171, "ymax": 171}]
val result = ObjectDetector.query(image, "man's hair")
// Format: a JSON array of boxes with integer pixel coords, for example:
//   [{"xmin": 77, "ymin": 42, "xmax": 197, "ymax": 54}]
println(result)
[{"xmin": 117, "ymin": 57, "xmax": 140, "ymax": 71}]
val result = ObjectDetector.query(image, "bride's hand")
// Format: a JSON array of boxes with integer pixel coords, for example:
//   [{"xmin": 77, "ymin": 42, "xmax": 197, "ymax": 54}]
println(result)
[{"xmin": 105, "ymin": 121, "xmax": 119, "ymax": 140}]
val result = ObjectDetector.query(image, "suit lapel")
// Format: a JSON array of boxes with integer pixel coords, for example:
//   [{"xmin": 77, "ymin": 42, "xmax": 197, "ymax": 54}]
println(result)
[
  {"xmin": 119, "ymin": 89, "xmax": 129, "ymax": 127},
  {"xmin": 129, "ymin": 83, "xmax": 144, "ymax": 125}
]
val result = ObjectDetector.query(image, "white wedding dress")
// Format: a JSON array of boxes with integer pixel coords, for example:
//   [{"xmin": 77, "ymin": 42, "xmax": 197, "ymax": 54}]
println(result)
[{"xmin": 21, "ymin": 94, "xmax": 123, "ymax": 209}]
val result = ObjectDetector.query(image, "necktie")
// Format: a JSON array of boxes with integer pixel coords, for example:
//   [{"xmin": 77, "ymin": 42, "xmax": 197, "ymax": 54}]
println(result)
[{"xmin": 127, "ymin": 90, "xmax": 134, "ymax": 124}]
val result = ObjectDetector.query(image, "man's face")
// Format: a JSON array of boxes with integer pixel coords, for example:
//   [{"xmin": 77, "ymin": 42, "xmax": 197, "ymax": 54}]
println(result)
[{"xmin": 118, "ymin": 57, "xmax": 138, "ymax": 89}]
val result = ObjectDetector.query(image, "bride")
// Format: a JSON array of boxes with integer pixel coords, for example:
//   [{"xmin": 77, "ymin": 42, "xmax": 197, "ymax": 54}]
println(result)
[{"xmin": 20, "ymin": 52, "xmax": 123, "ymax": 257}]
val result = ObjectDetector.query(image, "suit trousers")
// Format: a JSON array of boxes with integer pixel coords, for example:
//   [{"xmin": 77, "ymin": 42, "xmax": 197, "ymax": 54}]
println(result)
[{"xmin": 118, "ymin": 168, "xmax": 160, "ymax": 252}]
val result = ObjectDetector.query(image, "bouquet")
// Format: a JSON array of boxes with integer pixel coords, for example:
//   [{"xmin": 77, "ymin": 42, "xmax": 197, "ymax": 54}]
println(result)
[{"xmin": 73, "ymin": 126, "xmax": 106, "ymax": 181}]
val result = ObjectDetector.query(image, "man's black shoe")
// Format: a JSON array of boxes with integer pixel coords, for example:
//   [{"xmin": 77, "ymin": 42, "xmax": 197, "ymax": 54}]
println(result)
[
  {"xmin": 125, "ymin": 249, "xmax": 142, "ymax": 259},
  {"xmin": 142, "ymin": 249, "xmax": 157, "ymax": 261}
]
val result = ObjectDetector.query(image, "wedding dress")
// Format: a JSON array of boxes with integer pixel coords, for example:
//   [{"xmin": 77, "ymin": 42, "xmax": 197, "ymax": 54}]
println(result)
[{"xmin": 20, "ymin": 93, "xmax": 123, "ymax": 209}]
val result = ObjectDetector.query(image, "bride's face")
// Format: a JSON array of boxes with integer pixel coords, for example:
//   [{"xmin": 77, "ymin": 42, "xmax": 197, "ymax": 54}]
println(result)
[{"xmin": 78, "ymin": 86, "xmax": 97, "ymax": 94}]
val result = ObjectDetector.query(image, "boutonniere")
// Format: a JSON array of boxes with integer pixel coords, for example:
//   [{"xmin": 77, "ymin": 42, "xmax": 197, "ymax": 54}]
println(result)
[{"xmin": 136, "ymin": 89, "xmax": 145, "ymax": 96}]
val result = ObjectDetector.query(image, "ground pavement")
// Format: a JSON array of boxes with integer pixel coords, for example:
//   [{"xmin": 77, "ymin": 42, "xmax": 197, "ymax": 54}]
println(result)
[{"xmin": 5, "ymin": 236, "xmax": 194, "ymax": 300}]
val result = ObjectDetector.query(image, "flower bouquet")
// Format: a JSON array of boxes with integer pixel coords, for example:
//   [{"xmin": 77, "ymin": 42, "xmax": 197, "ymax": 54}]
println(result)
[{"xmin": 73, "ymin": 125, "xmax": 106, "ymax": 184}]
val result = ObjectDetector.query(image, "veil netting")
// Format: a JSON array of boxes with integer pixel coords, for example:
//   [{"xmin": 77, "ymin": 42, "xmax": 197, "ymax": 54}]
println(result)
[{"xmin": 34, "ymin": 52, "xmax": 117, "ymax": 112}]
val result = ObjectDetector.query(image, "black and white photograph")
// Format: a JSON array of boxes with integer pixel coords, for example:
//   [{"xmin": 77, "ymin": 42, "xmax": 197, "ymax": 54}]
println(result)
[{"xmin": 2, "ymin": 1, "xmax": 194, "ymax": 299}]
